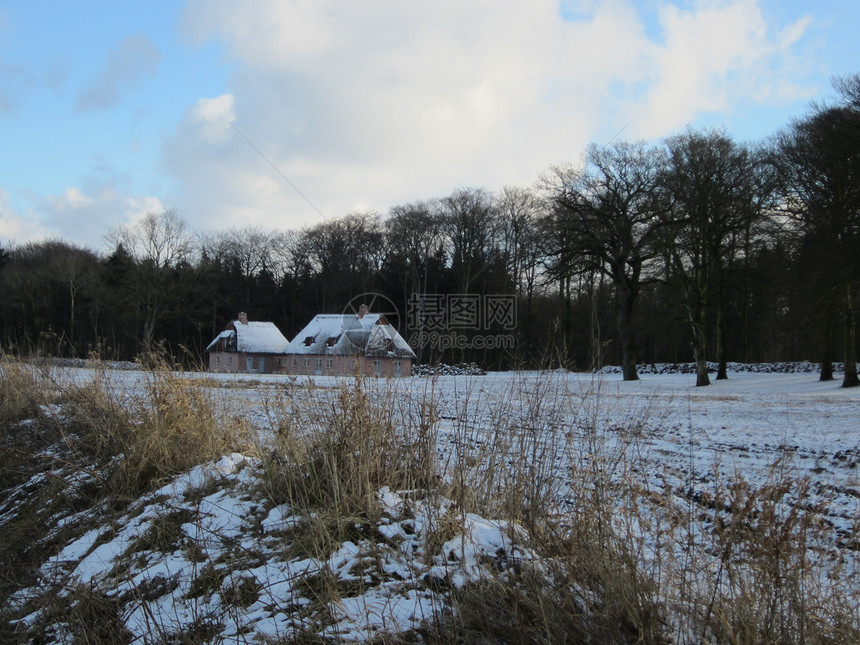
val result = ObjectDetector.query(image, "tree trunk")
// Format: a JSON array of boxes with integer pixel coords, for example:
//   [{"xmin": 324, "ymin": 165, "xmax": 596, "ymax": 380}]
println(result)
[
  {"xmin": 716, "ymin": 299, "xmax": 728, "ymax": 380},
  {"xmin": 690, "ymin": 296, "xmax": 710, "ymax": 387},
  {"xmin": 843, "ymin": 282, "xmax": 859, "ymax": 388},
  {"xmin": 821, "ymin": 318, "xmax": 835, "ymax": 382},
  {"xmin": 68, "ymin": 286, "xmax": 76, "ymax": 357},
  {"xmin": 617, "ymin": 286, "xmax": 639, "ymax": 381}
]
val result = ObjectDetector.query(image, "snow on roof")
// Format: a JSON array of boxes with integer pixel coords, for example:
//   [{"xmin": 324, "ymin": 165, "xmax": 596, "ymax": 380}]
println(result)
[
  {"xmin": 366, "ymin": 321, "xmax": 415, "ymax": 357},
  {"xmin": 206, "ymin": 320, "xmax": 289, "ymax": 354},
  {"xmin": 205, "ymin": 329, "xmax": 233, "ymax": 352},
  {"xmin": 286, "ymin": 313, "xmax": 416, "ymax": 358}
]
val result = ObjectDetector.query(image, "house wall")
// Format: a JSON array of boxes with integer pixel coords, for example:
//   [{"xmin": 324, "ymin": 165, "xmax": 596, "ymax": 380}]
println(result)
[
  {"xmin": 209, "ymin": 351, "xmax": 239, "ymax": 373},
  {"xmin": 208, "ymin": 351, "xmax": 412, "ymax": 377},
  {"xmin": 208, "ymin": 352, "xmax": 283, "ymax": 374},
  {"xmin": 276, "ymin": 355, "xmax": 412, "ymax": 377}
]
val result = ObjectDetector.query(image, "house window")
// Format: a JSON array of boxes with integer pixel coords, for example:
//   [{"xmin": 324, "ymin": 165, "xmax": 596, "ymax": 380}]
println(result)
[
  {"xmin": 216, "ymin": 356, "xmax": 220, "ymax": 367},
  {"xmin": 326, "ymin": 358, "xmax": 333, "ymax": 368},
  {"xmin": 374, "ymin": 360, "xmax": 382, "ymax": 377},
  {"xmin": 303, "ymin": 358, "xmax": 309, "ymax": 368},
  {"xmin": 259, "ymin": 357, "xmax": 265, "ymax": 372},
  {"xmin": 316, "ymin": 358, "xmax": 322, "ymax": 374},
  {"xmin": 394, "ymin": 360, "xmax": 402, "ymax": 377},
  {"xmin": 293, "ymin": 358, "xmax": 297, "ymax": 367},
  {"xmin": 351, "ymin": 359, "xmax": 357, "ymax": 370},
  {"xmin": 228, "ymin": 356, "xmax": 233, "ymax": 366}
]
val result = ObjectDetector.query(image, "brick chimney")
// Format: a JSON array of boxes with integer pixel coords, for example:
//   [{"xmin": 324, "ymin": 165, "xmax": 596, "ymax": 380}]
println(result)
[
  {"xmin": 357, "ymin": 304, "xmax": 368, "ymax": 319},
  {"xmin": 238, "ymin": 312, "xmax": 249, "ymax": 325}
]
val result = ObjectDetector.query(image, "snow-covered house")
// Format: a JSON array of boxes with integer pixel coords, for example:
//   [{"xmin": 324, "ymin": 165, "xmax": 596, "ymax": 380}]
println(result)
[
  {"xmin": 284, "ymin": 304, "xmax": 415, "ymax": 377},
  {"xmin": 206, "ymin": 312, "xmax": 290, "ymax": 374}
]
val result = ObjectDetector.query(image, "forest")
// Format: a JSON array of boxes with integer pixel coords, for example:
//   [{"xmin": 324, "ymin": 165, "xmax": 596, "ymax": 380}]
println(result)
[{"xmin": 1, "ymin": 75, "xmax": 858, "ymax": 386}]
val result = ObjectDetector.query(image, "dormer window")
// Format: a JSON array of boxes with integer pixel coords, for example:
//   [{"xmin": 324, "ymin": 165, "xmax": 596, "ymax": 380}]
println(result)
[
  {"xmin": 304, "ymin": 336, "xmax": 314, "ymax": 346},
  {"xmin": 387, "ymin": 339, "xmax": 395, "ymax": 352},
  {"xmin": 326, "ymin": 336, "xmax": 338, "ymax": 347}
]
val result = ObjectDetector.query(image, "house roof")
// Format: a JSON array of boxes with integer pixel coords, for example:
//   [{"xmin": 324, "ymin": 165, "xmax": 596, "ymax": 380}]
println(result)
[
  {"xmin": 286, "ymin": 313, "xmax": 416, "ymax": 358},
  {"xmin": 206, "ymin": 320, "xmax": 289, "ymax": 354}
]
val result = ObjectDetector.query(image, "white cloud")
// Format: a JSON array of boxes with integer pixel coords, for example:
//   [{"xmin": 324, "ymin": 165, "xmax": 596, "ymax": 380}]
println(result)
[
  {"xmin": 0, "ymin": 181, "xmax": 168, "ymax": 250},
  {"xmin": 37, "ymin": 184, "xmax": 164, "ymax": 250},
  {"xmin": 168, "ymin": 0, "xmax": 815, "ymax": 232},
  {"xmin": 188, "ymin": 94, "xmax": 236, "ymax": 144},
  {"xmin": 633, "ymin": 0, "xmax": 813, "ymax": 136},
  {"xmin": 0, "ymin": 189, "xmax": 48, "ymax": 243}
]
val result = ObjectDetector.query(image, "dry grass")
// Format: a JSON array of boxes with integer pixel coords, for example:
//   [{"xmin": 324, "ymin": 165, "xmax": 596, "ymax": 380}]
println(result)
[
  {"xmin": 669, "ymin": 466, "xmax": 860, "ymax": 644},
  {"xmin": 428, "ymin": 374, "xmax": 860, "ymax": 644},
  {"xmin": 0, "ymin": 357, "xmax": 258, "ymax": 641},
  {"xmin": 259, "ymin": 377, "xmax": 439, "ymax": 556},
  {"xmin": 2, "ymin": 357, "xmax": 859, "ymax": 643},
  {"xmin": 60, "ymin": 364, "xmax": 256, "ymax": 497},
  {"xmin": 0, "ymin": 356, "xmax": 54, "ymax": 428}
]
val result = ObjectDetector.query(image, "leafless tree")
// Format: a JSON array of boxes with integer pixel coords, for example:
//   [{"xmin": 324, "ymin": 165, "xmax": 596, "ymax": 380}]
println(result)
[
  {"xmin": 545, "ymin": 142, "xmax": 669, "ymax": 380},
  {"xmin": 108, "ymin": 209, "xmax": 195, "ymax": 359},
  {"xmin": 438, "ymin": 187, "xmax": 500, "ymax": 294},
  {"xmin": 776, "ymin": 80, "xmax": 860, "ymax": 387},
  {"xmin": 496, "ymin": 186, "xmax": 547, "ymax": 307},
  {"xmin": 301, "ymin": 212, "xmax": 384, "ymax": 310},
  {"xmin": 661, "ymin": 130, "xmax": 754, "ymax": 386}
]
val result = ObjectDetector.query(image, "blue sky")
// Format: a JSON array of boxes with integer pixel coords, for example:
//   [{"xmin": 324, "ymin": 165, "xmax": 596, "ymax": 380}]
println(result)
[{"xmin": 1, "ymin": 0, "xmax": 858, "ymax": 250}]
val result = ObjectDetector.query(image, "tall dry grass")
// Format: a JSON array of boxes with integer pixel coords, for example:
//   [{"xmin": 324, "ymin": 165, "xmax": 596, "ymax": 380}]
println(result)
[
  {"xmin": 0, "ymin": 355, "xmax": 53, "ymax": 429},
  {"xmin": 3, "ymin": 356, "xmax": 859, "ymax": 643},
  {"xmin": 426, "ymin": 373, "xmax": 860, "ymax": 644},
  {"xmin": 60, "ymin": 364, "xmax": 255, "ymax": 497},
  {"xmin": 259, "ymin": 377, "xmax": 439, "ymax": 556}
]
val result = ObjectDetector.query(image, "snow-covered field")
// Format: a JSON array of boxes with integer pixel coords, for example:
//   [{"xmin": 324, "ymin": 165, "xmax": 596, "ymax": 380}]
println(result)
[{"xmin": 3, "ymin": 366, "xmax": 860, "ymax": 642}]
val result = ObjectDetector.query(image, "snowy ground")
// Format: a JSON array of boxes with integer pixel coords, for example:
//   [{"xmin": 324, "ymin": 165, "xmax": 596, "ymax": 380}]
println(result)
[{"xmin": 4, "ymin": 366, "xmax": 860, "ymax": 642}]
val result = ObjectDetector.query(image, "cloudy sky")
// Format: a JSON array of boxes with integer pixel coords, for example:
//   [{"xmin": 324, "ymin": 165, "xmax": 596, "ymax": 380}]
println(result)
[{"xmin": 1, "ymin": 0, "xmax": 857, "ymax": 250}]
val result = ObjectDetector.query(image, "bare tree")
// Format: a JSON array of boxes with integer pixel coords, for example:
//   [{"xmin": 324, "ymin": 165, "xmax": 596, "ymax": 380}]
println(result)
[
  {"xmin": 301, "ymin": 212, "xmax": 384, "ymax": 310},
  {"xmin": 438, "ymin": 187, "xmax": 500, "ymax": 294},
  {"xmin": 209, "ymin": 226, "xmax": 278, "ymax": 309},
  {"xmin": 385, "ymin": 200, "xmax": 445, "ymax": 298},
  {"xmin": 662, "ymin": 129, "xmax": 753, "ymax": 386},
  {"xmin": 545, "ymin": 142, "xmax": 669, "ymax": 380},
  {"xmin": 109, "ymin": 209, "xmax": 195, "ymax": 360},
  {"xmin": 496, "ymin": 186, "xmax": 547, "ymax": 306},
  {"xmin": 776, "ymin": 81, "xmax": 860, "ymax": 388}
]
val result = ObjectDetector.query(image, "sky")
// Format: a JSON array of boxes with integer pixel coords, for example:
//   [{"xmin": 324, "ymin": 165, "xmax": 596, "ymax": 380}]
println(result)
[{"xmin": 1, "ymin": 0, "xmax": 858, "ymax": 251}]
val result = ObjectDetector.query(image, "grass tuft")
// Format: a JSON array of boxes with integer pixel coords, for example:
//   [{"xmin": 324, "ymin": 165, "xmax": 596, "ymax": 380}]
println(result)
[{"xmin": 61, "ymin": 366, "xmax": 255, "ymax": 497}]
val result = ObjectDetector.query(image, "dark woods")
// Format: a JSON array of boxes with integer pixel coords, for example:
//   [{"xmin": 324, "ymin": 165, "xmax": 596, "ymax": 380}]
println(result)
[{"xmin": 1, "ymin": 76, "xmax": 858, "ymax": 385}]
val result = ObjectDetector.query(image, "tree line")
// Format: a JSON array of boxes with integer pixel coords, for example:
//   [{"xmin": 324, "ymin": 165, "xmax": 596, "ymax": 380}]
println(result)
[{"xmin": 1, "ymin": 76, "xmax": 858, "ymax": 386}]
